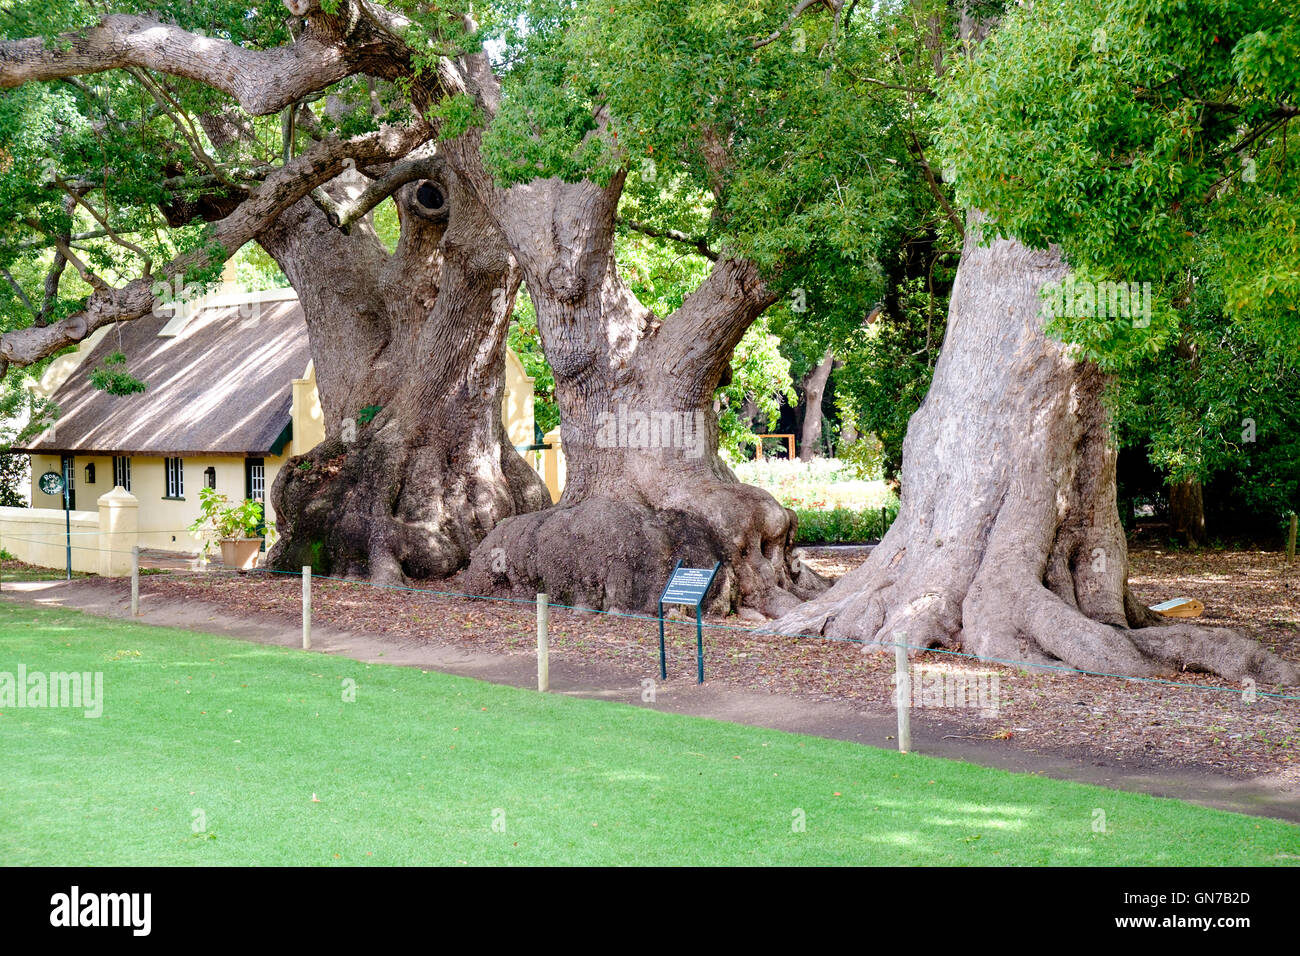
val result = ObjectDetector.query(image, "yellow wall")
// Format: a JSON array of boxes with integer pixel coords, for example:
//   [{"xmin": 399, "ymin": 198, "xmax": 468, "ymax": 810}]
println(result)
[
  {"xmin": 289, "ymin": 352, "xmax": 532, "ymax": 455},
  {"xmin": 503, "ymin": 350, "xmax": 536, "ymax": 448},
  {"xmin": 30, "ymin": 452, "xmax": 286, "ymax": 553},
  {"xmin": 27, "ymin": 346, "xmax": 538, "ymax": 551},
  {"xmin": 291, "ymin": 361, "xmax": 325, "ymax": 457}
]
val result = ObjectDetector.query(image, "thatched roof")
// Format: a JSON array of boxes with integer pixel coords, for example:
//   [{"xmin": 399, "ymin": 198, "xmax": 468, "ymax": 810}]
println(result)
[{"xmin": 15, "ymin": 290, "xmax": 310, "ymax": 456}]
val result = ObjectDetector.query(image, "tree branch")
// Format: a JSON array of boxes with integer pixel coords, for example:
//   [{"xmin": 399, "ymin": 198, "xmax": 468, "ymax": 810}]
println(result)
[
  {"xmin": 1, "ymin": 268, "xmax": 38, "ymax": 319},
  {"xmin": 651, "ymin": 258, "xmax": 779, "ymax": 399},
  {"xmin": 751, "ymin": 0, "xmax": 842, "ymax": 49},
  {"xmin": 906, "ymin": 129, "xmax": 964, "ymax": 238},
  {"xmin": 619, "ymin": 218, "xmax": 717, "ymax": 261},
  {"xmin": 0, "ymin": 12, "xmax": 354, "ymax": 116},
  {"xmin": 0, "ymin": 122, "xmax": 433, "ymax": 376},
  {"xmin": 312, "ymin": 151, "xmax": 442, "ymax": 233}
]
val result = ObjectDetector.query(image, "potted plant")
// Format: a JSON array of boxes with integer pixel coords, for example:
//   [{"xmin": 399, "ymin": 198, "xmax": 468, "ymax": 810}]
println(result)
[{"xmin": 189, "ymin": 487, "xmax": 275, "ymax": 569}]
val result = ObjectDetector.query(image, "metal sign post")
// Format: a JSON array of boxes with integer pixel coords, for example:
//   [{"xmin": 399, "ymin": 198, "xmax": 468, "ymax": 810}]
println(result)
[
  {"xmin": 38, "ymin": 471, "xmax": 69, "ymax": 579},
  {"xmin": 64, "ymin": 484, "xmax": 70, "ymax": 579},
  {"xmin": 657, "ymin": 561, "xmax": 722, "ymax": 684}
]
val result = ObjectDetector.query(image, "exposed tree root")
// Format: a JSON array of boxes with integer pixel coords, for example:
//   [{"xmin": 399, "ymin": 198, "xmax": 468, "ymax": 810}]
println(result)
[{"xmin": 465, "ymin": 481, "xmax": 826, "ymax": 616}]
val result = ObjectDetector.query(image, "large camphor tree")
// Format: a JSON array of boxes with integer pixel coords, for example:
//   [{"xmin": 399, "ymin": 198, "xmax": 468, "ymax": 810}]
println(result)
[
  {"xmin": 0, "ymin": 1, "xmax": 551, "ymax": 581},
  {"xmin": 455, "ymin": 0, "xmax": 925, "ymax": 615},
  {"xmin": 773, "ymin": 0, "xmax": 1299, "ymax": 683},
  {"xmin": 3, "ymin": 1, "xmax": 925, "ymax": 612}
]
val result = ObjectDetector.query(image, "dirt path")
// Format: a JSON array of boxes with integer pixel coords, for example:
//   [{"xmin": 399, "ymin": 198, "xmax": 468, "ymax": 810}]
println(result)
[{"xmin": 4, "ymin": 576, "xmax": 1299, "ymax": 825}]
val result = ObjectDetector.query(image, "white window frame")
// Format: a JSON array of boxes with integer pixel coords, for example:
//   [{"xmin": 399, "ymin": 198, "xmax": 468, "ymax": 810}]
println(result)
[
  {"xmin": 164, "ymin": 457, "xmax": 184, "ymax": 499},
  {"xmin": 249, "ymin": 462, "xmax": 265, "ymax": 502}
]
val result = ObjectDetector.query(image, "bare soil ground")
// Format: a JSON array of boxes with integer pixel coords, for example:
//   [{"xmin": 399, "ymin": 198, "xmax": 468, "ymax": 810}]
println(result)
[{"xmin": 18, "ymin": 544, "xmax": 1294, "ymax": 791}]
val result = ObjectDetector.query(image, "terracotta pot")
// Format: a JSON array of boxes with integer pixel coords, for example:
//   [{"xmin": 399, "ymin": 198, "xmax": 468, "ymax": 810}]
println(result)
[{"xmin": 219, "ymin": 538, "xmax": 263, "ymax": 570}]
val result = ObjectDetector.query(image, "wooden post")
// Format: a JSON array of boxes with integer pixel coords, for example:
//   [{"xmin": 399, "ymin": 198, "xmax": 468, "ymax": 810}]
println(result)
[
  {"xmin": 302, "ymin": 566, "xmax": 312, "ymax": 650},
  {"xmin": 894, "ymin": 636, "xmax": 911, "ymax": 754},
  {"xmin": 537, "ymin": 593, "xmax": 550, "ymax": 692},
  {"xmin": 1288, "ymin": 513, "xmax": 1297, "ymax": 564},
  {"xmin": 130, "ymin": 546, "xmax": 140, "ymax": 616}
]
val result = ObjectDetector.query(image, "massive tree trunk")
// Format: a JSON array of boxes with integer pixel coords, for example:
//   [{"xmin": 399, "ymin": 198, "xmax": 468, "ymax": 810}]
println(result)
[
  {"xmin": 770, "ymin": 223, "xmax": 1298, "ymax": 685},
  {"xmin": 262, "ymin": 161, "xmax": 550, "ymax": 582},
  {"xmin": 462, "ymin": 252, "xmax": 827, "ymax": 616},
  {"xmin": 798, "ymin": 348, "xmax": 835, "ymax": 461},
  {"xmin": 437, "ymin": 53, "xmax": 826, "ymax": 617}
]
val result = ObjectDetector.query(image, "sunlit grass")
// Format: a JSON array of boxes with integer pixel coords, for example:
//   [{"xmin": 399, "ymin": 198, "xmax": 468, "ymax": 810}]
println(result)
[{"xmin": 1, "ymin": 602, "xmax": 1297, "ymax": 866}]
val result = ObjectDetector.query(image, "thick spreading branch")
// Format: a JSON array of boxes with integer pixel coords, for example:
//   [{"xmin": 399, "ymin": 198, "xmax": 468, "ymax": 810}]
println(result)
[
  {"xmin": 0, "ymin": 122, "xmax": 432, "ymax": 376},
  {"xmin": 649, "ymin": 258, "xmax": 778, "ymax": 401},
  {"xmin": 311, "ymin": 151, "xmax": 443, "ymax": 233},
  {"xmin": 0, "ymin": 9, "xmax": 373, "ymax": 116}
]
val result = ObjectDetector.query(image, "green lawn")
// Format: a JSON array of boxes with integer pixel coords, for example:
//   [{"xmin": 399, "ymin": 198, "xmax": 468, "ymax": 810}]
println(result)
[{"xmin": 1, "ymin": 602, "xmax": 1297, "ymax": 865}]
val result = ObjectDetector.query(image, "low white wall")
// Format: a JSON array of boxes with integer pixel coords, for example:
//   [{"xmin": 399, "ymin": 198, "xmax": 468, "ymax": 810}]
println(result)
[{"xmin": 0, "ymin": 506, "xmax": 101, "ymax": 573}]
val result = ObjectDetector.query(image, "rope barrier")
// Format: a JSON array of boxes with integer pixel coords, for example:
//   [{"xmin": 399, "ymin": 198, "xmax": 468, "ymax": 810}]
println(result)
[
  {"xmin": 167, "ymin": 564, "xmax": 1300, "ymax": 704},
  {"xmin": 3, "ymin": 535, "xmax": 1296, "ymax": 703}
]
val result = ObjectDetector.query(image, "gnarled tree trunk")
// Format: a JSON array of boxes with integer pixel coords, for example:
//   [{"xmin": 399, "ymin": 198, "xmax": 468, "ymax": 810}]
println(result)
[
  {"xmin": 798, "ymin": 347, "xmax": 835, "ymax": 461},
  {"xmin": 462, "ymin": 251, "xmax": 826, "ymax": 616},
  {"xmin": 770, "ymin": 223, "xmax": 1298, "ymax": 685},
  {"xmin": 383, "ymin": 45, "xmax": 821, "ymax": 617},
  {"xmin": 262, "ymin": 161, "xmax": 550, "ymax": 582}
]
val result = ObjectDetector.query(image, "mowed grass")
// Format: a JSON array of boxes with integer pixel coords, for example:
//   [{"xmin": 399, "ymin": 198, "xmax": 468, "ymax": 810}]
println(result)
[{"xmin": 1, "ymin": 603, "xmax": 1297, "ymax": 866}]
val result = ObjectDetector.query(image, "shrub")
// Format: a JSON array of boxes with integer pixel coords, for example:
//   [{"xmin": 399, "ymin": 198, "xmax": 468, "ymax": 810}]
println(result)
[
  {"xmin": 188, "ymin": 487, "xmax": 276, "ymax": 556},
  {"xmin": 792, "ymin": 504, "xmax": 898, "ymax": 544}
]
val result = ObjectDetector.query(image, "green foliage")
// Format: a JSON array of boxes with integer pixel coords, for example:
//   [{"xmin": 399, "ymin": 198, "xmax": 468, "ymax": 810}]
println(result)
[
  {"xmin": 188, "ymin": 487, "xmax": 274, "ymax": 555},
  {"xmin": 357, "ymin": 405, "xmax": 383, "ymax": 425},
  {"xmin": 938, "ymin": 0, "xmax": 1300, "ymax": 365},
  {"xmin": 834, "ymin": 277, "xmax": 947, "ymax": 479},
  {"xmin": 507, "ymin": 293, "xmax": 559, "ymax": 435},
  {"xmin": 716, "ymin": 315, "xmax": 796, "ymax": 460},
  {"xmin": 0, "ymin": 454, "xmax": 27, "ymax": 508},
  {"xmin": 837, "ymin": 434, "xmax": 886, "ymax": 482},
  {"xmin": 1110, "ymin": 308, "xmax": 1300, "ymax": 521},
  {"xmin": 430, "ymin": 93, "xmax": 483, "ymax": 141},
  {"xmin": 791, "ymin": 505, "xmax": 895, "ymax": 545},
  {"xmin": 87, "ymin": 351, "xmax": 147, "ymax": 396},
  {"xmin": 482, "ymin": 0, "xmax": 925, "ymax": 314}
]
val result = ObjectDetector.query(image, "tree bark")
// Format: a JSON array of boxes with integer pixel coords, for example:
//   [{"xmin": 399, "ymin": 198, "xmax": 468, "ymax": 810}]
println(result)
[
  {"xmin": 798, "ymin": 348, "xmax": 835, "ymax": 461},
  {"xmin": 769, "ymin": 222, "xmax": 1298, "ymax": 685},
  {"xmin": 462, "ymin": 252, "xmax": 827, "ymax": 616},
  {"xmin": 1168, "ymin": 478, "xmax": 1207, "ymax": 547},
  {"xmin": 440, "ymin": 58, "xmax": 826, "ymax": 617},
  {"xmin": 263, "ymin": 161, "xmax": 550, "ymax": 582}
]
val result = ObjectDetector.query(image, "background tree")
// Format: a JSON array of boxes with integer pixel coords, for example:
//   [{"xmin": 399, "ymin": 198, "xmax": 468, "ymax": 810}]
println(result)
[
  {"xmin": 1112, "ymin": 305, "xmax": 1300, "ymax": 544},
  {"xmin": 773, "ymin": 0, "xmax": 1299, "ymax": 682},
  {"xmin": 0, "ymin": 1, "xmax": 552, "ymax": 581},
  {"xmin": 457, "ymin": 0, "xmax": 922, "ymax": 615}
]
